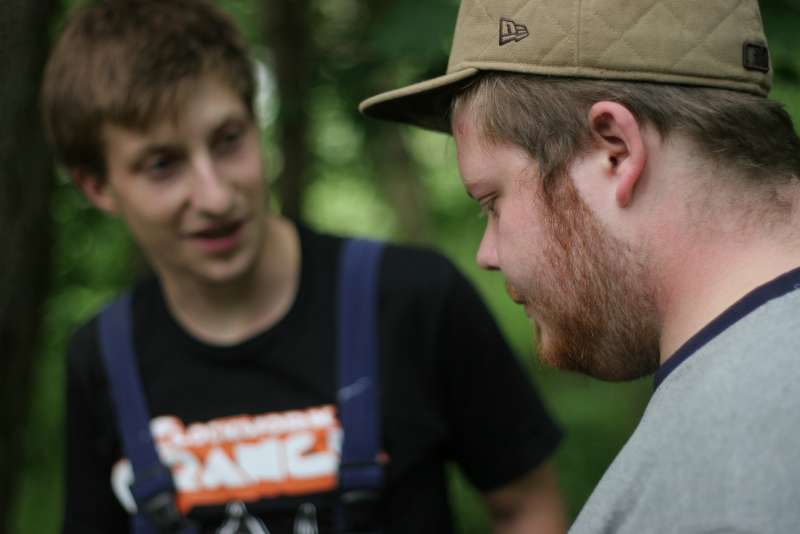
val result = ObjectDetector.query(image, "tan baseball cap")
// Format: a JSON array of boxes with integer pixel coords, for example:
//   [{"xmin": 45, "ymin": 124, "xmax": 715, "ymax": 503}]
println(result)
[{"xmin": 359, "ymin": 0, "xmax": 772, "ymax": 133}]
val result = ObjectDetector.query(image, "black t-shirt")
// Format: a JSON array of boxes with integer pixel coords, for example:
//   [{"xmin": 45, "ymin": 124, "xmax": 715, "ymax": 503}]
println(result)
[{"xmin": 63, "ymin": 224, "xmax": 562, "ymax": 534}]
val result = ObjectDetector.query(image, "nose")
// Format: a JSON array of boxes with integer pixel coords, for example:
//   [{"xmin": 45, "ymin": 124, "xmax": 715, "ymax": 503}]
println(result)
[
  {"xmin": 191, "ymin": 157, "xmax": 234, "ymax": 216},
  {"xmin": 476, "ymin": 228, "xmax": 499, "ymax": 271}
]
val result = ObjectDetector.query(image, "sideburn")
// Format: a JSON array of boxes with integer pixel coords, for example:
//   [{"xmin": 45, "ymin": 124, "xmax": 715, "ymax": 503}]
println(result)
[{"xmin": 535, "ymin": 176, "xmax": 662, "ymax": 381}]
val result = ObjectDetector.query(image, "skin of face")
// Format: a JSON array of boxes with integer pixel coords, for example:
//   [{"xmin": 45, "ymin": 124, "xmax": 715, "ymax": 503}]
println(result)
[
  {"xmin": 453, "ymin": 107, "xmax": 660, "ymax": 381},
  {"xmin": 85, "ymin": 76, "xmax": 269, "ymax": 292}
]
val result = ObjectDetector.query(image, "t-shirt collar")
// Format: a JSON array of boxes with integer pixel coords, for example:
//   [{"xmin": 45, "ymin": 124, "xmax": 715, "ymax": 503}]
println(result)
[{"xmin": 654, "ymin": 265, "xmax": 800, "ymax": 390}]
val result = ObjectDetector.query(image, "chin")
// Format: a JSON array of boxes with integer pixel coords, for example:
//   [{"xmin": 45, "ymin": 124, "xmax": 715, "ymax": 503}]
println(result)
[
  {"xmin": 532, "ymin": 324, "xmax": 563, "ymax": 371},
  {"xmin": 539, "ymin": 339, "xmax": 659, "ymax": 382},
  {"xmin": 197, "ymin": 251, "xmax": 259, "ymax": 286}
]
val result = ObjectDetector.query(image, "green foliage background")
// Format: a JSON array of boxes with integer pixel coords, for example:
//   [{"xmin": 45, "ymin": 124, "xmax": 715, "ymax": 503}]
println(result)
[{"xmin": 13, "ymin": 0, "xmax": 800, "ymax": 532}]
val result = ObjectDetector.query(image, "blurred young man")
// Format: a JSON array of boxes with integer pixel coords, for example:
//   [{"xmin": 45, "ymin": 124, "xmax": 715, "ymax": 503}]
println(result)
[
  {"xmin": 362, "ymin": 0, "xmax": 800, "ymax": 531},
  {"xmin": 42, "ymin": 1, "xmax": 566, "ymax": 532}
]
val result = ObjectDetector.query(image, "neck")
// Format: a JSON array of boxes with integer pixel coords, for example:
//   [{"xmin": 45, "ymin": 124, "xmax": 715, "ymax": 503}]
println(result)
[
  {"xmin": 657, "ymin": 230, "xmax": 800, "ymax": 361},
  {"xmin": 160, "ymin": 215, "xmax": 301, "ymax": 345}
]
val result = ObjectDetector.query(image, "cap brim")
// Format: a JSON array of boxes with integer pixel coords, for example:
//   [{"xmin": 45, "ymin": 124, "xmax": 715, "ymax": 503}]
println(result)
[{"xmin": 359, "ymin": 68, "xmax": 479, "ymax": 134}]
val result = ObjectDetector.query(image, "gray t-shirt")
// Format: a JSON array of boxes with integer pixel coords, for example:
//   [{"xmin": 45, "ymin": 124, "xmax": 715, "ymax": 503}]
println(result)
[{"xmin": 571, "ymin": 268, "xmax": 800, "ymax": 534}]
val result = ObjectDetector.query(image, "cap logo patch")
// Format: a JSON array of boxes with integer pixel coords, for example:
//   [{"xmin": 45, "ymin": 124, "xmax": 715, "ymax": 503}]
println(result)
[
  {"xmin": 499, "ymin": 18, "xmax": 529, "ymax": 46},
  {"xmin": 742, "ymin": 42, "xmax": 769, "ymax": 73}
]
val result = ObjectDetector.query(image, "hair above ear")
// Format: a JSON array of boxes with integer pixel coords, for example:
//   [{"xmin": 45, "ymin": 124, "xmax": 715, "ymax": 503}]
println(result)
[{"xmin": 587, "ymin": 101, "xmax": 647, "ymax": 208}]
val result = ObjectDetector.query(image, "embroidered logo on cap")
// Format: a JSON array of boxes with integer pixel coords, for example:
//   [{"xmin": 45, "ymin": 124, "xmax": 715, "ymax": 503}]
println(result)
[
  {"xmin": 742, "ymin": 42, "xmax": 769, "ymax": 73},
  {"xmin": 499, "ymin": 18, "xmax": 529, "ymax": 46}
]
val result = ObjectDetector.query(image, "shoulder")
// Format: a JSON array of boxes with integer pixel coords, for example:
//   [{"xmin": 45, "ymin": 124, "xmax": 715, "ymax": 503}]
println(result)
[
  {"xmin": 380, "ymin": 242, "xmax": 461, "ymax": 294},
  {"xmin": 300, "ymin": 223, "xmax": 466, "ymax": 301},
  {"xmin": 659, "ymin": 290, "xmax": 800, "ymax": 413},
  {"xmin": 66, "ymin": 277, "xmax": 160, "ymax": 378},
  {"xmin": 583, "ymin": 294, "xmax": 800, "ymax": 532},
  {"xmin": 67, "ymin": 313, "xmax": 100, "ymax": 375},
  {"xmin": 377, "ymin": 243, "xmax": 484, "ymax": 326}
]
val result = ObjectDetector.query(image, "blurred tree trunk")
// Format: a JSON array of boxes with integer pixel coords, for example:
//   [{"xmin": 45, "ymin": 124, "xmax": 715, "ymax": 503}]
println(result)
[
  {"xmin": 365, "ymin": 126, "xmax": 431, "ymax": 244},
  {"xmin": 265, "ymin": 0, "xmax": 313, "ymax": 220},
  {"xmin": 0, "ymin": 0, "xmax": 57, "ymax": 531}
]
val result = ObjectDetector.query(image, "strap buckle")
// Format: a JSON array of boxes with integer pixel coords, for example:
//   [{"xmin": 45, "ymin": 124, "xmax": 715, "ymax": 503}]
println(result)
[{"xmin": 140, "ymin": 489, "xmax": 194, "ymax": 533}]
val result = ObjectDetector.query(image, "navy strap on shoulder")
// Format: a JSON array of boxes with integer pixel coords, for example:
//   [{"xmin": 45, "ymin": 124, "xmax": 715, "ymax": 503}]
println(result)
[
  {"xmin": 336, "ymin": 239, "xmax": 385, "ymax": 533},
  {"xmin": 336, "ymin": 239, "xmax": 385, "ymax": 492},
  {"xmin": 99, "ymin": 292, "xmax": 196, "ymax": 534}
]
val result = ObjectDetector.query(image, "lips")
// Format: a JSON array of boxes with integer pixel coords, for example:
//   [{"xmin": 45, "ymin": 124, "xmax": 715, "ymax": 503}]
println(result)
[
  {"xmin": 188, "ymin": 220, "xmax": 245, "ymax": 254},
  {"xmin": 191, "ymin": 220, "xmax": 243, "ymax": 239},
  {"xmin": 505, "ymin": 280, "xmax": 526, "ymax": 305}
]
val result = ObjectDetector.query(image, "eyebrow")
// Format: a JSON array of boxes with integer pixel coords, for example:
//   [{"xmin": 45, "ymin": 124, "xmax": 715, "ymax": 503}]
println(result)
[
  {"xmin": 209, "ymin": 114, "xmax": 250, "ymax": 136},
  {"xmin": 126, "ymin": 109, "xmax": 253, "ymax": 170}
]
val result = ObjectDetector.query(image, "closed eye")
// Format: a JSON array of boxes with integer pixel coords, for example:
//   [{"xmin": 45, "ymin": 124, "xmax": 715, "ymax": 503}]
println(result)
[{"xmin": 478, "ymin": 196, "xmax": 497, "ymax": 219}]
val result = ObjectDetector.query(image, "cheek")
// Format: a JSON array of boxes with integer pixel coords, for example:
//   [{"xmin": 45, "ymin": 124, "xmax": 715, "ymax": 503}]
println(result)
[
  {"xmin": 232, "ymin": 138, "xmax": 265, "ymax": 182},
  {"xmin": 497, "ymin": 202, "xmax": 538, "ymax": 254},
  {"xmin": 497, "ymin": 206, "xmax": 549, "ymax": 280},
  {"xmin": 229, "ymin": 159, "xmax": 265, "ymax": 197},
  {"xmin": 123, "ymin": 183, "xmax": 190, "ymax": 229}
]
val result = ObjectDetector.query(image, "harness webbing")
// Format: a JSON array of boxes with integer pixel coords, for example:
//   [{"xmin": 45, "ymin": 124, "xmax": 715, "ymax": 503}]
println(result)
[{"xmin": 98, "ymin": 238, "xmax": 385, "ymax": 533}]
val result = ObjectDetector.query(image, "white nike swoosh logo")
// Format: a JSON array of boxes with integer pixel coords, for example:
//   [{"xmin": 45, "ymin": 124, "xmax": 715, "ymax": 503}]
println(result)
[{"xmin": 337, "ymin": 377, "xmax": 372, "ymax": 403}]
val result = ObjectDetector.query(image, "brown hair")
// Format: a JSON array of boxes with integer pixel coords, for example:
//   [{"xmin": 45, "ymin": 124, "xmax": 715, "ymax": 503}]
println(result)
[
  {"xmin": 41, "ymin": 0, "xmax": 255, "ymax": 176},
  {"xmin": 452, "ymin": 73, "xmax": 800, "ymax": 205}
]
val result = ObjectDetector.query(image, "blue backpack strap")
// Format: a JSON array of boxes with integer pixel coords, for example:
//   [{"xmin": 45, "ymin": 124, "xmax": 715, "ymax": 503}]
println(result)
[
  {"xmin": 98, "ymin": 292, "xmax": 197, "ymax": 534},
  {"xmin": 336, "ymin": 239, "xmax": 385, "ymax": 531}
]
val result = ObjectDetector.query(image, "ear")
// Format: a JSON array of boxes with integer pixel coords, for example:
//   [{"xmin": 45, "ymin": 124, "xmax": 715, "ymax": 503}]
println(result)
[
  {"xmin": 71, "ymin": 167, "xmax": 119, "ymax": 215},
  {"xmin": 587, "ymin": 102, "xmax": 647, "ymax": 208}
]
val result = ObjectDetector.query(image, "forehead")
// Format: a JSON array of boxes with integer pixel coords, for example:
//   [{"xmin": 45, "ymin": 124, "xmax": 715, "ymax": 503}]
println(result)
[
  {"xmin": 102, "ymin": 77, "xmax": 248, "ymax": 158},
  {"xmin": 451, "ymin": 104, "xmax": 482, "ymax": 146},
  {"xmin": 452, "ymin": 106, "xmax": 535, "ymax": 186}
]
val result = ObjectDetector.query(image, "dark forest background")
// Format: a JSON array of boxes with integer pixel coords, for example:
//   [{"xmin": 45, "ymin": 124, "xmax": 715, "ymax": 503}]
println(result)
[{"xmin": 3, "ymin": 0, "xmax": 799, "ymax": 532}]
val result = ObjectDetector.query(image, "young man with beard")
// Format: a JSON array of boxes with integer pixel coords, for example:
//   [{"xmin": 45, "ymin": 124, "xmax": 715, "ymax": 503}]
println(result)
[
  {"xmin": 42, "ymin": 1, "xmax": 567, "ymax": 532},
  {"xmin": 361, "ymin": 0, "xmax": 800, "ymax": 531}
]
